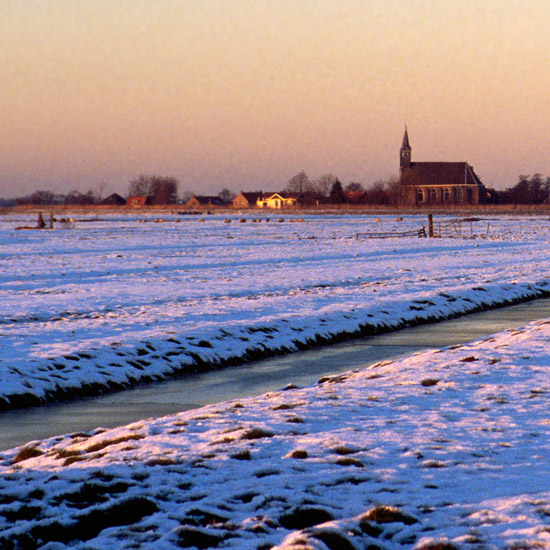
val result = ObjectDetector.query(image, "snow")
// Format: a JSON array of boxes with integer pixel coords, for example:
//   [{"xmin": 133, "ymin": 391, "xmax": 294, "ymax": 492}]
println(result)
[
  {"xmin": 1, "ymin": 212, "xmax": 550, "ymax": 548},
  {"xmin": 1, "ymin": 213, "xmax": 550, "ymax": 408}
]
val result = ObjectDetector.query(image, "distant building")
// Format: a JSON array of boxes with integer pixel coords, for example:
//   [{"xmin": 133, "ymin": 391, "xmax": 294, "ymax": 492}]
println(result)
[
  {"xmin": 232, "ymin": 192, "xmax": 263, "ymax": 209},
  {"xmin": 344, "ymin": 191, "xmax": 367, "ymax": 205},
  {"xmin": 126, "ymin": 196, "xmax": 150, "ymax": 208},
  {"xmin": 399, "ymin": 127, "xmax": 487, "ymax": 206},
  {"xmin": 256, "ymin": 192, "xmax": 300, "ymax": 209},
  {"xmin": 185, "ymin": 195, "xmax": 225, "ymax": 208},
  {"xmin": 101, "ymin": 193, "xmax": 126, "ymax": 206}
]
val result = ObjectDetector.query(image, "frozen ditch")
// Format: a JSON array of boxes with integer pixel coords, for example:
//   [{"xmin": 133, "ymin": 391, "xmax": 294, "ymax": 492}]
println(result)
[{"xmin": 1, "ymin": 297, "xmax": 550, "ymax": 451}]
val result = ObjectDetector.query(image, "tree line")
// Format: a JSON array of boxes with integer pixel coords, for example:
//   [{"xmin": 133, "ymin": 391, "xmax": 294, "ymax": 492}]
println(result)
[
  {"xmin": 3, "ymin": 172, "xmax": 550, "ymax": 207},
  {"xmin": 6, "ymin": 174, "xmax": 182, "ymax": 207},
  {"xmin": 284, "ymin": 171, "xmax": 550, "ymax": 206},
  {"xmin": 283, "ymin": 170, "xmax": 402, "ymax": 206},
  {"xmin": 487, "ymin": 174, "xmax": 550, "ymax": 205}
]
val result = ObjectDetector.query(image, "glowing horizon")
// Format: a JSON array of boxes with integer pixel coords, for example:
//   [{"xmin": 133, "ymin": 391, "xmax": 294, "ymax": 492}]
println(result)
[{"xmin": 2, "ymin": 0, "xmax": 550, "ymax": 198}]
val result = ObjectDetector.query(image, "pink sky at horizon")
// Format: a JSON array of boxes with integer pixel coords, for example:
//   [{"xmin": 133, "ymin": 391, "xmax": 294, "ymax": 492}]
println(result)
[{"xmin": 1, "ymin": 0, "xmax": 550, "ymax": 198}]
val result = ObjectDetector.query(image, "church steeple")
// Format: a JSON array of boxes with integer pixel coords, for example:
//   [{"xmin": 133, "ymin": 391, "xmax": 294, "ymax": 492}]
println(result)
[{"xmin": 400, "ymin": 125, "xmax": 411, "ymax": 173}]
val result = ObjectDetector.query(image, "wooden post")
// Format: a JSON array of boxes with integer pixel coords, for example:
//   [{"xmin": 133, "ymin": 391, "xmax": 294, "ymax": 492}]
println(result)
[
  {"xmin": 49, "ymin": 212, "xmax": 54, "ymax": 229},
  {"xmin": 428, "ymin": 214, "xmax": 434, "ymax": 238}
]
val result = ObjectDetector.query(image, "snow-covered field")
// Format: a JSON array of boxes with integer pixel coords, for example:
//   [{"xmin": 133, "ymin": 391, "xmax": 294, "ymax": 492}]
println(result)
[
  {"xmin": 1, "ymin": 213, "xmax": 550, "ymax": 409},
  {"xmin": 2, "ymin": 319, "xmax": 550, "ymax": 549},
  {"xmin": 2, "ymin": 211, "xmax": 550, "ymax": 548}
]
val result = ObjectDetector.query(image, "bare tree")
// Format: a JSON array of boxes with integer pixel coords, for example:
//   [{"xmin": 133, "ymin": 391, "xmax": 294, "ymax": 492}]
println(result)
[
  {"xmin": 128, "ymin": 174, "xmax": 151, "ymax": 196},
  {"xmin": 285, "ymin": 170, "xmax": 310, "ymax": 194},
  {"xmin": 128, "ymin": 174, "xmax": 179, "ymax": 204},
  {"xmin": 16, "ymin": 190, "xmax": 56, "ymax": 205},
  {"xmin": 218, "ymin": 187, "xmax": 235, "ymax": 204},
  {"xmin": 385, "ymin": 176, "xmax": 402, "ymax": 206},
  {"xmin": 97, "ymin": 180, "xmax": 108, "ymax": 201},
  {"xmin": 64, "ymin": 190, "xmax": 95, "ymax": 205},
  {"xmin": 362, "ymin": 181, "xmax": 386, "ymax": 204},
  {"xmin": 313, "ymin": 174, "xmax": 338, "ymax": 200},
  {"xmin": 344, "ymin": 182, "xmax": 365, "ymax": 193},
  {"xmin": 149, "ymin": 176, "xmax": 179, "ymax": 204}
]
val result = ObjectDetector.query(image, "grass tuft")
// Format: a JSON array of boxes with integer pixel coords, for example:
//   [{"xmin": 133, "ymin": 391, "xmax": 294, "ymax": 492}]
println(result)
[
  {"xmin": 146, "ymin": 456, "xmax": 180, "ymax": 466},
  {"xmin": 360, "ymin": 505, "xmax": 417, "ymax": 525},
  {"xmin": 286, "ymin": 416, "xmax": 305, "ymax": 424},
  {"xmin": 288, "ymin": 449, "xmax": 308, "ymax": 459},
  {"xmin": 279, "ymin": 506, "xmax": 334, "ymax": 530},
  {"xmin": 335, "ymin": 456, "xmax": 363, "ymax": 467},
  {"xmin": 231, "ymin": 449, "xmax": 252, "ymax": 460},
  {"xmin": 417, "ymin": 542, "xmax": 458, "ymax": 550},
  {"xmin": 84, "ymin": 433, "xmax": 145, "ymax": 453},
  {"xmin": 13, "ymin": 446, "xmax": 44, "ymax": 463},
  {"xmin": 332, "ymin": 445, "xmax": 359, "ymax": 455},
  {"xmin": 240, "ymin": 427, "xmax": 275, "ymax": 440}
]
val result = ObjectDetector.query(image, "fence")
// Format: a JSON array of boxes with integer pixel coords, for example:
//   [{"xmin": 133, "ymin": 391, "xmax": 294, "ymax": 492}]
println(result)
[
  {"xmin": 356, "ymin": 215, "xmax": 490, "ymax": 239},
  {"xmin": 430, "ymin": 217, "xmax": 490, "ymax": 238},
  {"xmin": 356, "ymin": 227, "xmax": 427, "ymax": 239}
]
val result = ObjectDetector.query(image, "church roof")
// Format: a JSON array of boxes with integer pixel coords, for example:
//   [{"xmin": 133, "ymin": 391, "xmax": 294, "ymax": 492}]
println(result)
[{"xmin": 404, "ymin": 162, "xmax": 484, "ymax": 187}]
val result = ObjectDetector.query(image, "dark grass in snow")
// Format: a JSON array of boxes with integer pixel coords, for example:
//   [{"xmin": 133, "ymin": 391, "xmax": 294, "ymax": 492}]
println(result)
[
  {"xmin": 1, "ymin": 281, "xmax": 550, "ymax": 410},
  {"xmin": 1, "ymin": 320, "xmax": 550, "ymax": 548}
]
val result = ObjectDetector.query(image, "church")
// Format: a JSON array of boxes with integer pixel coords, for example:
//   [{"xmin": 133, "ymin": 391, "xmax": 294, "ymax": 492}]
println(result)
[{"xmin": 399, "ymin": 127, "xmax": 487, "ymax": 206}]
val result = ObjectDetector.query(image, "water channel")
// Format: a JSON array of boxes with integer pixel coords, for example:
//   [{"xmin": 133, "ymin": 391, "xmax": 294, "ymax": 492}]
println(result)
[{"xmin": 2, "ymin": 298, "xmax": 550, "ymax": 451}]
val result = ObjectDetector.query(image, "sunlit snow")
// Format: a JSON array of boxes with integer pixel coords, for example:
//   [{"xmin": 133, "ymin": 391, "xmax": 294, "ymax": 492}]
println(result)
[{"xmin": 1, "ymin": 212, "xmax": 550, "ymax": 548}]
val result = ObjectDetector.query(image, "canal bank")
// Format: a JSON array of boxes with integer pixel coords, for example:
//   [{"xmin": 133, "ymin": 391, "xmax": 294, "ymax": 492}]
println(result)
[{"xmin": 2, "ymin": 297, "xmax": 550, "ymax": 451}]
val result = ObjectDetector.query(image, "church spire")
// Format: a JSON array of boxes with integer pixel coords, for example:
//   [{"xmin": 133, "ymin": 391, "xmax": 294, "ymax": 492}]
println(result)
[
  {"xmin": 400, "ymin": 125, "xmax": 411, "ymax": 172},
  {"xmin": 401, "ymin": 125, "xmax": 410, "ymax": 151}
]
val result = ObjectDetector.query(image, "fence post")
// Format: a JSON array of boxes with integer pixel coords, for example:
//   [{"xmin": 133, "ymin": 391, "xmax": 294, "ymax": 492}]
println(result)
[{"xmin": 428, "ymin": 214, "xmax": 434, "ymax": 238}]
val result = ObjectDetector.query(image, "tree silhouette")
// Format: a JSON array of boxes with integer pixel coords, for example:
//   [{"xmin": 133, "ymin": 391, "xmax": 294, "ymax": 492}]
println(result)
[
  {"xmin": 328, "ymin": 180, "xmax": 345, "ymax": 204},
  {"xmin": 128, "ymin": 174, "xmax": 179, "ymax": 204}
]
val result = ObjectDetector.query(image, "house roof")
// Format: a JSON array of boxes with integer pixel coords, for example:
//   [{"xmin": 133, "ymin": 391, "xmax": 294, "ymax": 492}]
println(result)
[
  {"xmin": 235, "ymin": 192, "xmax": 263, "ymax": 203},
  {"xmin": 403, "ymin": 162, "xmax": 484, "ymax": 188},
  {"xmin": 188, "ymin": 195, "xmax": 225, "ymax": 206},
  {"xmin": 101, "ymin": 193, "xmax": 126, "ymax": 205},
  {"xmin": 261, "ymin": 192, "xmax": 300, "ymax": 200},
  {"xmin": 234, "ymin": 191, "xmax": 302, "ymax": 203}
]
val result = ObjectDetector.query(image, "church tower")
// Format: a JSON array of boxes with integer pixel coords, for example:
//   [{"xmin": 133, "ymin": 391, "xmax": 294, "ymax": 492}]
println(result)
[{"xmin": 400, "ymin": 125, "xmax": 411, "ymax": 173}]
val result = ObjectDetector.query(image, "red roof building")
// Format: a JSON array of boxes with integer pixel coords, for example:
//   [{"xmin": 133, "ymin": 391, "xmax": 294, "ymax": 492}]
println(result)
[{"xmin": 126, "ymin": 196, "xmax": 150, "ymax": 208}]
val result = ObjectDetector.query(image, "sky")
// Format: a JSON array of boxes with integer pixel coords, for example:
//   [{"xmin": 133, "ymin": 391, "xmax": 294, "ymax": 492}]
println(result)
[{"xmin": 1, "ymin": 0, "xmax": 550, "ymax": 199}]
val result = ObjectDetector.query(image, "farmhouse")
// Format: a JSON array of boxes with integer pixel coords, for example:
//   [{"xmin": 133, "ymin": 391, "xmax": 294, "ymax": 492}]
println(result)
[
  {"xmin": 256, "ymin": 192, "xmax": 299, "ymax": 209},
  {"xmin": 185, "ymin": 195, "xmax": 226, "ymax": 208},
  {"xmin": 126, "ymin": 195, "xmax": 150, "ymax": 208},
  {"xmin": 399, "ymin": 127, "xmax": 487, "ymax": 206},
  {"xmin": 232, "ymin": 192, "xmax": 263, "ymax": 209},
  {"xmin": 101, "ymin": 193, "xmax": 126, "ymax": 206}
]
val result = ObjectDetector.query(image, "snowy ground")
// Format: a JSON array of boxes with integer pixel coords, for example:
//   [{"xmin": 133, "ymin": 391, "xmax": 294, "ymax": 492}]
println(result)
[
  {"xmin": 1, "ymin": 213, "xmax": 550, "ymax": 408},
  {"xmin": 2, "ymin": 317, "xmax": 550, "ymax": 549},
  {"xmin": 2, "ymin": 212, "xmax": 550, "ymax": 548}
]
